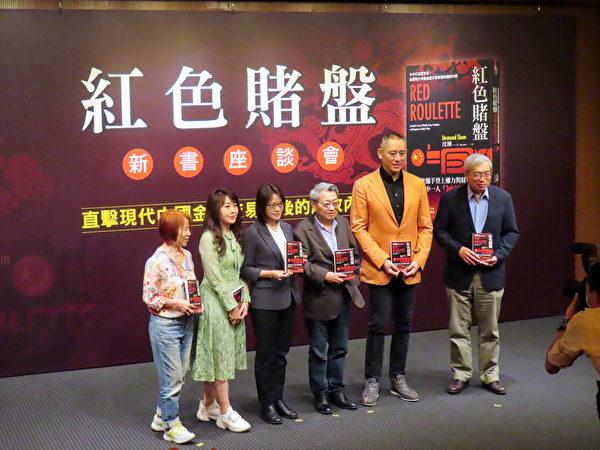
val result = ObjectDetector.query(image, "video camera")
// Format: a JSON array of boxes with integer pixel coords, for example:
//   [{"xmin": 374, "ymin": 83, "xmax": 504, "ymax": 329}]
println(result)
[{"xmin": 561, "ymin": 242, "xmax": 599, "ymax": 319}]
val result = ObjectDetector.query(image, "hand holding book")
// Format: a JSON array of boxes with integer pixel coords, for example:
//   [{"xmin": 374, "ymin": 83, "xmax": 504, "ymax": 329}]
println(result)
[
  {"xmin": 399, "ymin": 261, "xmax": 420, "ymax": 278},
  {"xmin": 478, "ymin": 255, "xmax": 498, "ymax": 267},
  {"xmin": 229, "ymin": 285, "xmax": 248, "ymax": 325},
  {"xmin": 382, "ymin": 259, "xmax": 401, "ymax": 277},
  {"xmin": 458, "ymin": 246, "xmax": 481, "ymax": 265},
  {"xmin": 325, "ymin": 271, "xmax": 348, "ymax": 284},
  {"xmin": 228, "ymin": 303, "xmax": 248, "ymax": 325},
  {"xmin": 166, "ymin": 298, "xmax": 198, "ymax": 315},
  {"xmin": 228, "ymin": 307, "xmax": 241, "ymax": 325}
]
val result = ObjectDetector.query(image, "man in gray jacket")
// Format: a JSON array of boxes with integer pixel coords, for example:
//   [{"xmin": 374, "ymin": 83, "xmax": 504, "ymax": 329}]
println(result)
[{"xmin": 294, "ymin": 182, "xmax": 365, "ymax": 414}]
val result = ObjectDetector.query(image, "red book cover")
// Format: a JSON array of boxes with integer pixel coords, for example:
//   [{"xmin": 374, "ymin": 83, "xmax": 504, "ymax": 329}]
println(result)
[
  {"xmin": 390, "ymin": 241, "xmax": 412, "ymax": 269},
  {"xmin": 334, "ymin": 249, "xmax": 355, "ymax": 280},
  {"xmin": 232, "ymin": 285, "xmax": 243, "ymax": 304},
  {"xmin": 184, "ymin": 279, "xmax": 202, "ymax": 308},
  {"xmin": 285, "ymin": 241, "xmax": 305, "ymax": 273},
  {"xmin": 406, "ymin": 59, "xmax": 500, "ymax": 219},
  {"xmin": 472, "ymin": 233, "xmax": 493, "ymax": 260}
]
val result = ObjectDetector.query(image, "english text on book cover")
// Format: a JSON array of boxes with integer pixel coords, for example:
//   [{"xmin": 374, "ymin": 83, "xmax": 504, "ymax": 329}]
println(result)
[{"xmin": 406, "ymin": 60, "xmax": 500, "ymax": 216}]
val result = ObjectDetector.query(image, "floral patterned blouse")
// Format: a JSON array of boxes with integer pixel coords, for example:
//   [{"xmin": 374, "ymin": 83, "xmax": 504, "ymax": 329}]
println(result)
[{"xmin": 143, "ymin": 245, "xmax": 197, "ymax": 318}]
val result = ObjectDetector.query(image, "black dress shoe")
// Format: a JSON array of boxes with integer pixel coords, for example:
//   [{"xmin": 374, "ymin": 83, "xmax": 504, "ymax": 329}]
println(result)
[
  {"xmin": 275, "ymin": 400, "xmax": 298, "ymax": 419},
  {"xmin": 313, "ymin": 393, "xmax": 333, "ymax": 414},
  {"xmin": 483, "ymin": 381, "xmax": 507, "ymax": 395},
  {"xmin": 260, "ymin": 403, "xmax": 283, "ymax": 424},
  {"xmin": 328, "ymin": 391, "xmax": 357, "ymax": 410},
  {"xmin": 447, "ymin": 379, "xmax": 469, "ymax": 394}
]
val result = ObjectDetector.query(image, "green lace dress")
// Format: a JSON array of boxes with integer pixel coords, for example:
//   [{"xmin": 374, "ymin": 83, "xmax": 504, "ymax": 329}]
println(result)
[{"xmin": 191, "ymin": 230, "xmax": 250, "ymax": 382}]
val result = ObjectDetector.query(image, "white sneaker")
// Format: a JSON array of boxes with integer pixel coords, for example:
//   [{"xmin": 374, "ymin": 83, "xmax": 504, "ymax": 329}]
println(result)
[
  {"xmin": 150, "ymin": 414, "xmax": 167, "ymax": 432},
  {"xmin": 163, "ymin": 420, "xmax": 196, "ymax": 444},
  {"xmin": 197, "ymin": 399, "xmax": 220, "ymax": 421},
  {"xmin": 216, "ymin": 408, "xmax": 251, "ymax": 432}
]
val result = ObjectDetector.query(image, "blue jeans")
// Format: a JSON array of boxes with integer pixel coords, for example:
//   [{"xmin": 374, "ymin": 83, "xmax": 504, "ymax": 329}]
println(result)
[
  {"xmin": 149, "ymin": 315, "xmax": 194, "ymax": 422},
  {"xmin": 305, "ymin": 299, "xmax": 350, "ymax": 395}
]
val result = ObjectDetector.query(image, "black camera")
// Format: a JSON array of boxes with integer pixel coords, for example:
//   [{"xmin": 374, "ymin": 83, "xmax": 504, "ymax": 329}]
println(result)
[
  {"xmin": 572, "ymin": 243, "xmax": 599, "ymax": 274},
  {"xmin": 559, "ymin": 243, "xmax": 599, "ymax": 329}
]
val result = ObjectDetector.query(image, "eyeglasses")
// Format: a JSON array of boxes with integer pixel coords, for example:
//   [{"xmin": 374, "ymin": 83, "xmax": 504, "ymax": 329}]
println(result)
[
  {"xmin": 317, "ymin": 200, "xmax": 340, "ymax": 209},
  {"xmin": 471, "ymin": 171, "xmax": 492, "ymax": 180},
  {"xmin": 266, "ymin": 202, "xmax": 284, "ymax": 210}
]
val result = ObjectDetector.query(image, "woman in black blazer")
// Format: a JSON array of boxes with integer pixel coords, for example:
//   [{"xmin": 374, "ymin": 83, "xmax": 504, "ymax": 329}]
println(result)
[{"xmin": 241, "ymin": 183, "xmax": 301, "ymax": 424}]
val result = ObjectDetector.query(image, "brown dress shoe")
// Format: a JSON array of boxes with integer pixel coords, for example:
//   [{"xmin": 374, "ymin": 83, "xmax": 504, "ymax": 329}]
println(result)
[
  {"xmin": 447, "ymin": 379, "xmax": 469, "ymax": 394},
  {"xmin": 483, "ymin": 381, "xmax": 507, "ymax": 395}
]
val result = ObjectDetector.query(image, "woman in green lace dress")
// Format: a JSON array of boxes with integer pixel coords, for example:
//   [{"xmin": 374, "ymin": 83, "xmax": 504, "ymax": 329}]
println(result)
[{"xmin": 191, "ymin": 188, "xmax": 251, "ymax": 433}]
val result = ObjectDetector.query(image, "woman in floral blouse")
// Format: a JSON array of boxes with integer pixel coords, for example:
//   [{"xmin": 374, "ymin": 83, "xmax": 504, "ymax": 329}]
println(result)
[
  {"xmin": 191, "ymin": 188, "xmax": 251, "ymax": 433},
  {"xmin": 143, "ymin": 209, "xmax": 203, "ymax": 445}
]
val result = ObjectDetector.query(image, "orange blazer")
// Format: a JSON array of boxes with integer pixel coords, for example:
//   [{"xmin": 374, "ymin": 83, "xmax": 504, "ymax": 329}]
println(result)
[{"xmin": 350, "ymin": 168, "xmax": 433, "ymax": 286}]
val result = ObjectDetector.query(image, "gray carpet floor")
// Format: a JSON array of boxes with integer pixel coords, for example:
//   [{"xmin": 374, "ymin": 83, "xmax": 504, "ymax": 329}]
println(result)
[{"xmin": 1, "ymin": 316, "xmax": 598, "ymax": 449}]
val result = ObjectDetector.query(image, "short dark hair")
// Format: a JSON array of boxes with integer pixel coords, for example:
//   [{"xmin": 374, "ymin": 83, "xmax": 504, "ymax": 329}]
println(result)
[
  {"xmin": 380, "ymin": 132, "xmax": 405, "ymax": 149},
  {"xmin": 256, "ymin": 183, "xmax": 286, "ymax": 224},
  {"xmin": 589, "ymin": 262, "xmax": 600, "ymax": 293},
  {"xmin": 158, "ymin": 209, "xmax": 191, "ymax": 244}
]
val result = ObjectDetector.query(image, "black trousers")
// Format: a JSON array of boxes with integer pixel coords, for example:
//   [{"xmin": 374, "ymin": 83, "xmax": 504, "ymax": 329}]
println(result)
[
  {"xmin": 365, "ymin": 278, "xmax": 416, "ymax": 380},
  {"xmin": 250, "ymin": 303, "xmax": 295, "ymax": 406}
]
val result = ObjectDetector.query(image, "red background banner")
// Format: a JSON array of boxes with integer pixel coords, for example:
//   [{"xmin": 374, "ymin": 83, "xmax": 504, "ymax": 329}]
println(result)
[{"xmin": 0, "ymin": 11, "xmax": 575, "ymax": 376}]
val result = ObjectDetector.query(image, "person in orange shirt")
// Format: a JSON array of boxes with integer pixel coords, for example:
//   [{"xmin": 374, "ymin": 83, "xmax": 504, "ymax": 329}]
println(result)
[
  {"xmin": 351, "ymin": 133, "xmax": 433, "ymax": 406},
  {"xmin": 546, "ymin": 262, "xmax": 600, "ymax": 421}
]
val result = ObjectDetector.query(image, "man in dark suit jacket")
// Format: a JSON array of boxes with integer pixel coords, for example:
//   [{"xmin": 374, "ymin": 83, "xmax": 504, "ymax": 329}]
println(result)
[
  {"xmin": 434, "ymin": 154, "xmax": 519, "ymax": 396},
  {"xmin": 294, "ymin": 182, "xmax": 365, "ymax": 414}
]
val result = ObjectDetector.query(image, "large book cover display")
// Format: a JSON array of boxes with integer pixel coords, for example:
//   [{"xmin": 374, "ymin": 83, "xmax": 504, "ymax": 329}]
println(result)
[{"xmin": 406, "ymin": 59, "xmax": 500, "ymax": 215}]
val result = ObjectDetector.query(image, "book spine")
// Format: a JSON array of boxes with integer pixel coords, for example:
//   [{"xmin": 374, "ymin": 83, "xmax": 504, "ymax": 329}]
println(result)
[{"xmin": 491, "ymin": 60, "xmax": 501, "ymax": 185}]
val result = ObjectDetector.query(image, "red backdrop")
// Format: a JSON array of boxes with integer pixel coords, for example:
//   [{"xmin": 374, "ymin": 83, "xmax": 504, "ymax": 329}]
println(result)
[{"xmin": 0, "ymin": 11, "xmax": 575, "ymax": 376}]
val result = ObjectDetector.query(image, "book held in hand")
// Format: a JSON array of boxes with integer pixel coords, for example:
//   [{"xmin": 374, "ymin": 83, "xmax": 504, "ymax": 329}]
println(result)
[
  {"xmin": 184, "ymin": 279, "xmax": 202, "ymax": 308},
  {"xmin": 232, "ymin": 285, "xmax": 243, "ymax": 304},
  {"xmin": 230, "ymin": 285, "xmax": 244, "ymax": 326},
  {"xmin": 285, "ymin": 241, "xmax": 305, "ymax": 273},
  {"xmin": 334, "ymin": 249, "xmax": 355, "ymax": 280},
  {"xmin": 390, "ymin": 241, "xmax": 412, "ymax": 269},
  {"xmin": 472, "ymin": 233, "xmax": 493, "ymax": 260}
]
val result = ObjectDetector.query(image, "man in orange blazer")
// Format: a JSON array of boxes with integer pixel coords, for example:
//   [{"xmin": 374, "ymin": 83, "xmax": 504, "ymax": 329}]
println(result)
[{"xmin": 351, "ymin": 133, "xmax": 433, "ymax": 406}]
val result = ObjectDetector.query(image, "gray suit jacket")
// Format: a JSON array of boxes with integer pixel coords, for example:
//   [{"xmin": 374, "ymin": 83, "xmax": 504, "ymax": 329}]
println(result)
[
  {"xmin": 241, "ymin": 220, "xmax": 300, "ymax": 310},
  {"xmin": 294, "ymin": 214, "xmax": 365, "ymax": 321}
]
